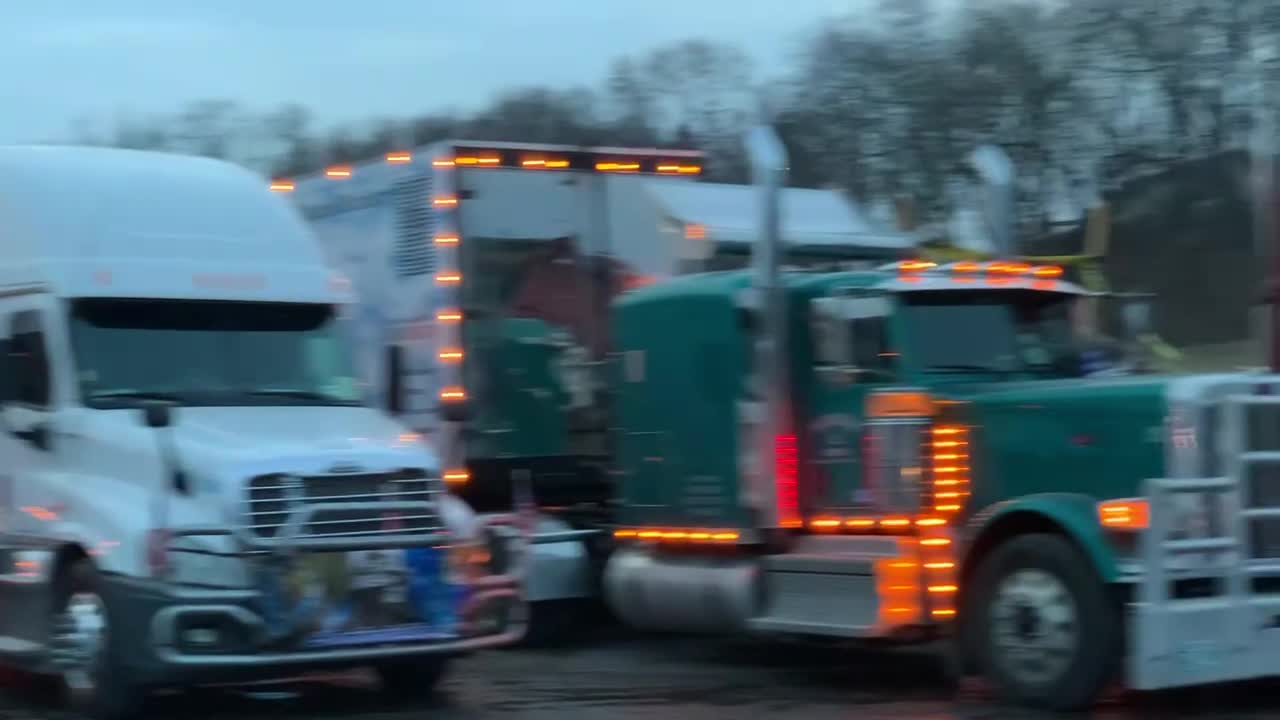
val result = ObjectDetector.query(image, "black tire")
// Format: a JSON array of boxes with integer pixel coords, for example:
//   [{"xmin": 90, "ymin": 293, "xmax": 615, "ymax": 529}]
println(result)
[
  {"xmin": 54, "ymin": 558, "xmax": 142, "ymax": 720},
  {"xmin": 515, "ymin": 600, "xmax": 578, "ymax": 648},
  {"xmin": 968, "ymin": 533, "xmax": 1120, "ymax": 711},
  {"xmin": 374, "ymin": 657, "xmax": 450, "ymax": 700}
]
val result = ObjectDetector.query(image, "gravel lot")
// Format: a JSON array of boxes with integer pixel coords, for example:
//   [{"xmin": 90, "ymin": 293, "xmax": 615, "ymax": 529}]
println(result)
[{"xmin": 0, "ymin": 610, "xmax": 1277, "ymax": 719}]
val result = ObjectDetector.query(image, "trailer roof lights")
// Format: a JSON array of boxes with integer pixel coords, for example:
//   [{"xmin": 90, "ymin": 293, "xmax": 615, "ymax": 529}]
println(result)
[
  {"xmin": 595, "ymin": 161, "xmax": 641, "ymax": 172},
  {"xmin": 269, "ymin": 180, "xmax": 295, "ymax": 192},
  {"xmin": 454, "ymin": 154, "xmax": 501, "ymax": 166},
  {"xmin": 324, "ymin": 166, "xmax": 352, "ymax": 179},
  {"xmin": 521, "ymin": 156, "xmax": 570, "ymax": 169},
  {"xmin": 385, "ymin": 151, "xmax": 412, "ymax": 164}
]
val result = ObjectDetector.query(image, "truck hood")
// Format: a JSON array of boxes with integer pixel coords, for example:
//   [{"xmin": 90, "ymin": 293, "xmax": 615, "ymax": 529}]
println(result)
[
  {"xmin": 165, "ymin": 406, "xmax": 426, "ymax": 465},
  {"xmin": 957, "ymin": 375, "xmax": 1170, "ymax": 508},
  {"xmin": 71, "ymin": 405, "xmax": 465, "ymax": 533}
]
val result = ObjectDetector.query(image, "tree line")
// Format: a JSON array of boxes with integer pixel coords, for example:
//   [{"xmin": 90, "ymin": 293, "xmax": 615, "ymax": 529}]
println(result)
[{"xmin": 69, "ymin": 0, "xmax": 1280, "ymax": 234}]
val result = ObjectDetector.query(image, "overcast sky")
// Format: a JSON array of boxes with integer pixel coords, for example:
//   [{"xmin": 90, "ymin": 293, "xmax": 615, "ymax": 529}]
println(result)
[{"xmin": 0, "ymin": 1, "xmax": 866, "ymax": 144}]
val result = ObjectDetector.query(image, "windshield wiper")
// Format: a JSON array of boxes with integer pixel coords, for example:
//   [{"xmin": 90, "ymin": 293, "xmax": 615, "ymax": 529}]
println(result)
[
  {"xmin": 243, "ymin": 389, "xmax": 357, "ymax": 404},
  {"xmin": 89, "ymin": 390, "xmax": 185, "ymax": 403},
  {"xmin": 924, "ymin": 364, "xmax": 1012, "ymax": 374}
]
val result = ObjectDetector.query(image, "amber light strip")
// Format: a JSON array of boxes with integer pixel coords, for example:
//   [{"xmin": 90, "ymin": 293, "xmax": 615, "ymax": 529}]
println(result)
[
  {"xmin": 613, "ymin": 528, "xmax": 740, "ymax": 543},
  {"xmin": 931, "ymin": 425, "xmax": 971, "ymax": 514}
]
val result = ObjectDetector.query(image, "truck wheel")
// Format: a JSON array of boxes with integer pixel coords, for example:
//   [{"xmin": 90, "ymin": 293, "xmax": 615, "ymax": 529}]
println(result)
[
  {"xmin": 969, "ymin": 533, "xmax": 1119, "ymax": 711},
  {"xmin": 52, "ymin": 558, "xmax": 141, "ymax": 720},
  {"xmin": 374, "ymin": 657, "xmax": 450, "ymax": 700},
  {"xmin": 517, "ymin": 600, "xmax": 577, "ymax": 648}
]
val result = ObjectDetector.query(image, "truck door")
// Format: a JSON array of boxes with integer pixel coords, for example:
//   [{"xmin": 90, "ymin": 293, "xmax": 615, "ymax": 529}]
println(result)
[
  {"xmin": 0, "ymin": 296, "xmax": 68, "ymax": 645},
  {"xmin": 806, "ymin": 292, "xmax": 902, "ymax": 516}
]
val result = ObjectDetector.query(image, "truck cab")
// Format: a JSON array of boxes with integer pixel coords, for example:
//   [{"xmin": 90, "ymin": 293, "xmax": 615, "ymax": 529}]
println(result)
[
  {"xmin": 607, "ymin": 246, "xmax": 1280, "ymax": 709},
  {"xmin": 0, "ymin": 146, "xmax": 524, "ymax": 719}
]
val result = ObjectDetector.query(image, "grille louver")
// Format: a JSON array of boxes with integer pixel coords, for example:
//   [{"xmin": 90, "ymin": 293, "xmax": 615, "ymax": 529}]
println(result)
[{"xmin": 392, "ymin": 173, "xmax": 434, "ymax": 277}]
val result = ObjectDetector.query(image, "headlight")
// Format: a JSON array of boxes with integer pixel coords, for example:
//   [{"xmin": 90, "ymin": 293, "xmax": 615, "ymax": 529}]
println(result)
[
  {"xmin": 446, "ymin": 538, "xmax": 490, "ymax": 583},
  {"xmin": 1168, "ymin": 492, "xmax": 1227, "ymax": 540},
  {"xmin": 482, "ymin": 523, "xmax": 525, "ymax": 577}
]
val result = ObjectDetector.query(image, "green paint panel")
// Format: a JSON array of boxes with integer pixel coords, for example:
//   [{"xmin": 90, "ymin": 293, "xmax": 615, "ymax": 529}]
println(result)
[
  {"xmin": 471, "ymin": 317, "xmax": 571, "ymax": 459},
  {"xmin": 613, "ymin": 272, "xmax": 755, "ymax": 529},
  {"xmin": 960, "ymin": 377, "xmax": 1169, "ymax": 512}
]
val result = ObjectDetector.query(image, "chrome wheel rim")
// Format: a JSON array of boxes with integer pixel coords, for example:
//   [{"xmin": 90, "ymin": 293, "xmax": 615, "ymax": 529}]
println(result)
[
  {"xmin": 58, "ymin": 591, "xmax": 108, "ymax": 693},
  {"xmin": 989, "ymin": 568, "xmax": 1078, "ymax": 687}
]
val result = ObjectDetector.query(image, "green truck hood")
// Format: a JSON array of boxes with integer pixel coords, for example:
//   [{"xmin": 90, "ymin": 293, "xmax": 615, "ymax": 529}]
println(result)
[{"xmin": 954, "ymin": 376, "xmax": 1171, "ymax": 510}]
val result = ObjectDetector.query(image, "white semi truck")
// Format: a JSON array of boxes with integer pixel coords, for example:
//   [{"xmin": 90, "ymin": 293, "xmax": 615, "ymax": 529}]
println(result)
[
  {"xmin": 0, "ymin": 145, "xmax": 525, "ymax": 718},
  {"xmin": 278, "ymin": 141, "xmax": 909, "ymax": 640}
]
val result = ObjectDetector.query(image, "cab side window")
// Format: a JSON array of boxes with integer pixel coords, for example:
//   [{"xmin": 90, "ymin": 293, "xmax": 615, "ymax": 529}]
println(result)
[
  {"xmin": 9, "ymin": 310, "xmax": 51, "ymax": 408},
  {"xmin": 850, "ymin": 314, "xmax": 896, "ymax": 378}
]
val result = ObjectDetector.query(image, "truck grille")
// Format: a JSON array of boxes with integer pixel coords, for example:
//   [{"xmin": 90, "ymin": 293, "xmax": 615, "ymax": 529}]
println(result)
[
  {"xmin": 1241, "ymin": 398, "xmax": 1280, "ymax": 559},
  {"xmin": 244, "ymin": 470, "xmax": 444, "ymax": 541},
  {"xmin": 862, "ymin": 420, "xmax": 928, "ymax": 514}
]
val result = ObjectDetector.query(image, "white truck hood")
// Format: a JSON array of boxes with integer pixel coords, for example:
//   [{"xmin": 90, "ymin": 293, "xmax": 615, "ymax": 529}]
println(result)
[{"xmin": 125, "ymin": 405, "xmax": 478, "ymax": 540}]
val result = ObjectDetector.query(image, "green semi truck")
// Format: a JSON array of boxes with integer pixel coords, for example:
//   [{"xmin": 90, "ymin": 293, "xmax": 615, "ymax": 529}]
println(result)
[{"xmin": 601, "ymin": 126, "xmax": 1280, "ymax": 709}]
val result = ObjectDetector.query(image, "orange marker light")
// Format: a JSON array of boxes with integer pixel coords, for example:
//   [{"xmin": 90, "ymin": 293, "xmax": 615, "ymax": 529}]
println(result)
[
  {"xmin": 810, "ymin": 518, "xmax": 842, "ymax": 531},
  {"xmin": 439, "ymin": 386, "xmax": 466, "ymax": 401},
  {"xmin": 898, "ymin": 259, "xmax": 937, "ymax": 272},
  {"xmin": 443, "ymin": 469, "xmax": 470, "ymax": 485},
  {"xmin": 385, "ymin": 152, "xmax": 412, "ymax": 164},
  {"xmin": 433, "ymin": 196, "xmax": 459, "ymax": 207},
  {"xmin": 325, "ymin": 166, "xmax": 352, "ymax": 179},
  {"xmin": 1032, "ymin": 265, "xmax": 1064, "ymax": 278},
  {"xmin": 432, "ymin": 158, "xmax": 455, "ymax": 168},
  {"xmin": 1098, "ymin": 498, "xmax": 1150, "ymax": 530},
  {"xmin": 867, "ymin": 391, "xmax": 934, "ymax": 418},
  {"xmin": 435, "ymin": 272, "xmax": 462, "ymax": 285},
  {"xmin": 434, "ymin": 235, "xmax": 460, "ymax": 245},
  {"xmin": 438, "ymin": 348, "xmax": 463, "ymax": 362},
  {"xmin": 269, "ymin": 180, "xmax": 295, "ymax": 192},
  {"xmin": 436, "ymin": 309, "xmax": 463, "ymax": 322},
  {"xmin": 989, "ymin": 261, "xmax": 1031, "ymax": 274},
  {"xmin": 596, "ymin": 161, "xmax": 641, "ymax": 172}
]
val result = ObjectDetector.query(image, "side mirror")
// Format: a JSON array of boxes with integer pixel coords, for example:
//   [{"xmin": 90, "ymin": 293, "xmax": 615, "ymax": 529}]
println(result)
[
  {"xmin": 1121, "ymin": 298, "xmax": 1152, "ymax": 339},
  {"xmin": 0, "ymin": 339, "xmax": 11, "ymax": 405},
  {"xmin": 141, "ymin": 402, "xmax": 174, "ymax": 429}
]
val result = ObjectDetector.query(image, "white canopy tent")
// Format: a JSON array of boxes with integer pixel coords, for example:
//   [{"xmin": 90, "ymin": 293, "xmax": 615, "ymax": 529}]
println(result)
[{"xmin": 645, "ymin": 181, "xmax": 912, "ymax": 270}]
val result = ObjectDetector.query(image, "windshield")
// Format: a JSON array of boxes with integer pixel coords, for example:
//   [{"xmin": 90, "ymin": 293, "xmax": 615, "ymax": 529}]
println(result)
[
  {"xmin": 70, "ymin": 299, "xmax": 362, "ymax": 408},
  {"xmin": 902, "ymin": 291, "xmax": 1082, "ymax": 376}
]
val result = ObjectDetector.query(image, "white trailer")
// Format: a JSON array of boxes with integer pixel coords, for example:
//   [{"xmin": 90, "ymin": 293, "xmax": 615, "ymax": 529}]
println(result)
[{"xmin": 281, "ymin": 143, "xmax": 709, "ymax": 637}]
